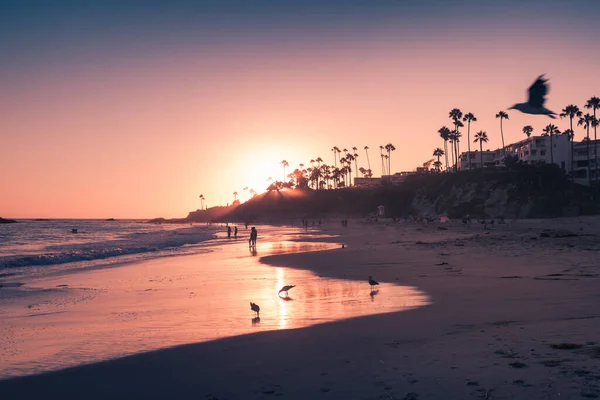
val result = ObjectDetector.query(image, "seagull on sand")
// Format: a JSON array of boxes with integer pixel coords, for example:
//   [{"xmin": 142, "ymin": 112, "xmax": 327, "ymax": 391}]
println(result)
[
  {"xmin": 368, "ymin": 276, "xmax": 379, "ymax": 290},
  {"xmin": 250, "ymin": 302, "xmax": 260, "ymax": 317},
  {"xmin": 509, "ymin": 75, "xmax": 557, "ymax": 119},
  {"xmin": 278, "ymin": 285, "xmax": 296, "ymax": 297}
]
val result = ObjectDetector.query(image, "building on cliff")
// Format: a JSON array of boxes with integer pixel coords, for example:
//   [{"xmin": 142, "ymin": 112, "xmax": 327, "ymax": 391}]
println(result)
[{"xmin": 458, "ymin": 135, "xmax": 600, "ymax": 186}]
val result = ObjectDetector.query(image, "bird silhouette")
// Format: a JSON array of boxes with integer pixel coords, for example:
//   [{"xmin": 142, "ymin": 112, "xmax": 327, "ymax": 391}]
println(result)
[
  {"xmin": 368, "ymin": 276, "xmax": 379, "ymax": 289},
  {"xmin": 250, "ymin": 302, "xmax": 260, "ymax": 317},
  {"xmin": 509, "ymin": 75, "xmax": 556, "ymax": 118},
  {"xmin": 278, "ymin": 285, "xmax": 296, "ymax": 296}
]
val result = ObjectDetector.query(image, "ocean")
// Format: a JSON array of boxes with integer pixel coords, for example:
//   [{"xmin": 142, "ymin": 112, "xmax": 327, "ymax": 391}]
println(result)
[
  {"xmin": 0, "ymin": 221, "xmax": 428, "ymax": 378},
  {"xmin": 0, "ymin": 219, "xmax": 217, "ymax": 276}
]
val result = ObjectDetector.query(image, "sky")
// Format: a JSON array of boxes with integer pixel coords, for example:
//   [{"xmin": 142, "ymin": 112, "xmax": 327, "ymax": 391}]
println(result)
[{"xmin": 2, "ymin": 0, "xmax": 600, "ymax": 219}]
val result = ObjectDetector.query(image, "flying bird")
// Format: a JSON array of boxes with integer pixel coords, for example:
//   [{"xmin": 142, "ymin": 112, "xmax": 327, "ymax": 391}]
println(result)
[
  {"xmin": 509, "ymin": 75, "xmax": 556, "ymax": 118},
  {"xmin": 368, "ymin": 276, "xmax": 379, "ymax": 289},
  {"xmin": 278, "ymin": 285, "xmax": 296, "ymax": 296},
  {"xmin": 250, "ymin": 302, "xmax": 260, "ymax": 317}
]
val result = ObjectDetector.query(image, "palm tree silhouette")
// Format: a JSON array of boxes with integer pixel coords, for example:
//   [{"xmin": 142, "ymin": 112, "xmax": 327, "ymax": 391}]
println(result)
[
  {"xmin": 578, "ymin": 113, "xmax": 594, "ymax": 185},
  {"xmin": 473, "ymin": 131, "xmax": 489, "ymax": 169},
  {"xmin": 462, "ymin": 113, "xmax": 477, "ymax": 170},
  {"xmin": 495, "ymin": 111, "xmax": 509, "ymax": 155},
  {"xmin": 331, "ymin": 147, "xmax": 340, "ymax": 168},
  {"xmin": 384, "ymin": 143, "xmax": 396, "ymax": 175},
  {"xmin": 433, "ymin": 148, "xmax": 444, "ymax": 172},
  {"xmin": 438, "ymin": 126, "xmax": 451, "ymax": 171},
  {"xmin": 560, "ymin": 105, "xmax": 582, "ymax": 176},
  {"xmin": 345, "ymin": 153, "xmax": 355, "ymax": 186},
  {"xmin": 233, "ymin": 191, "xmax": 238, "ymax": 202},
  {"xmin": 522, "ymin": 125, "xmax": 534, "ymax": 138},
  {"xmin": 364, "ymin": 146, "xmax": 371, "ymax": 171},
  {"xmin": 542, "ymin": 124, "xmax": 560, "ymax": 164},
  {"xmin": 379, "ymin": 145, "xmax": 386, "ymax": 175},
  {"xmin": 315, "ymin": 157, "xmax": 323, "ymax": 188},
  {"xmin": 352, "ymin": 149, "xmax": 359, "ymax": 175},
  {"xmin": 199, "ymin": 194, "xmax": 205, "ymax": 210},
  {"xmin": 449, "ymin": 109, "xmax": 463, "ymax": 171},
  {"xmin": 452, "ymin": 130, "xmax": 463, "ymax": 170},
  {"xmin": 585, "ymin": 97, "xmax": 600, "ymax": 182},
  {"xmin": 280, "ymin": 160, "xmax": 289, "ymax": 182}
]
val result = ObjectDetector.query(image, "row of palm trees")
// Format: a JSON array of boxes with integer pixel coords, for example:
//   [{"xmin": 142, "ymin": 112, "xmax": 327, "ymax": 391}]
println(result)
[
  {"xmin": 433, "ymin": 97, "xmax": 600, "ymax": 184},
  {"xmin": 268, "ymin": 143, "xmax": 397, "ymax": 191}
]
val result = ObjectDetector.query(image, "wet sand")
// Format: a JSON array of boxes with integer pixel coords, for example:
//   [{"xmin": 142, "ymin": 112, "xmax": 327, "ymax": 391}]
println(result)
[
  {"xmin": 0, "ymin": 227, "xmax": 426, "ymax": 379},
  {"xmin": 2, "ymin": 217, "xmax": 600, "ymax": 399}
]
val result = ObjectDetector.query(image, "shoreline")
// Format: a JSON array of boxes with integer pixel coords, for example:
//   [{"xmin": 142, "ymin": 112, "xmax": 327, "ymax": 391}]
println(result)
[{"xmin": 2, "ymin": 217, "xmax": 600, "ymax": 399}]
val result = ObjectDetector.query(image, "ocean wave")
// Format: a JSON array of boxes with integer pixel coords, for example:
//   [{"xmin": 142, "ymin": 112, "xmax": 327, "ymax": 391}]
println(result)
[{"xmin": 0, "ymin": 226, "xmax": 217, "ymax": 269}]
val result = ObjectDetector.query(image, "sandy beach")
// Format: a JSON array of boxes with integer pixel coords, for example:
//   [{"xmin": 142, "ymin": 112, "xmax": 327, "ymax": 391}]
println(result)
[{"xmin": 2, "ymin": 217, "xmax": 600, "ymax": 399}]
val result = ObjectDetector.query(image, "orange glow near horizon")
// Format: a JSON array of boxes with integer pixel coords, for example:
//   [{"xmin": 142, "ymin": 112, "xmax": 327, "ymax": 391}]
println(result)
[{"xmin": 2, "ymin": 3, "xmax": 600, "ymax": 219}]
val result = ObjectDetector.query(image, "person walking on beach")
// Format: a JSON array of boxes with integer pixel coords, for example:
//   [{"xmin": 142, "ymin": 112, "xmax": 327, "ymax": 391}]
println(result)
[
  {"xmin": 234, "ymin": 226, "xmax": 238, "ymax": 238},
  {"xmin": 227, "ymin": 225, "xmax": 232, "ymax": 239},
  {"xmin": 249, "ymin": 227, "xmax": 258, "ymax": 248}
]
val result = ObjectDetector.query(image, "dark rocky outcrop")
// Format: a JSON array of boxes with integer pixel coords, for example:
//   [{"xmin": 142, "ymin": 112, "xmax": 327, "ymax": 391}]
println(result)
[{"xmin": 0, "ymin": 217, "xmax": 17, "ymax": 224}]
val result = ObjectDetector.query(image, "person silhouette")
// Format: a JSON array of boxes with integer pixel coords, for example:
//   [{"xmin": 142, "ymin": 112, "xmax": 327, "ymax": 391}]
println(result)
[
  {"xmin": 227, "ymin": 225, "xmax": 232, "ymax": 239},
  {"xmin": 249, "ymin": 227, "xmax": 258, "ymax": 248},
  {"xmin": 234, "ymin": 226, "xmax": 238, "ymax": 238}
]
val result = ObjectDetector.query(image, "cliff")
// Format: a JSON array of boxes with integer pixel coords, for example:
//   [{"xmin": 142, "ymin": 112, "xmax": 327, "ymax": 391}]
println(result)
[{"xmin": 226, "ymin": 165, "xmax": 599, "ymax": 221}]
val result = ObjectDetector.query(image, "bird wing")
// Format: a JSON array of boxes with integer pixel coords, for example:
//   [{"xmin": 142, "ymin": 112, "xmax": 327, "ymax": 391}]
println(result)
[{"xmin": 527, "ymin": 75, "xmax": 548, "ymax": 108}]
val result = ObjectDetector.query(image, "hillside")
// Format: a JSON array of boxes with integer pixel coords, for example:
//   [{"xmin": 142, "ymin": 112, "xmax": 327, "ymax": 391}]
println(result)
[{"xmin": 224, "ymin": 165, "xmax": 599, "ymax": 221}]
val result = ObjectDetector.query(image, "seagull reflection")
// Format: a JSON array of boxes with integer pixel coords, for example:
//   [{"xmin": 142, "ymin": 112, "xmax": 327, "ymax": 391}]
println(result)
[
  {"xmin": 279, "ymin": 296, "xmax": 293, "ymax": 302},
  {"xmin": 252, "ymin": 317, "xmax": 261, "ymax": 325},
  {"xmin": 370, "ymin": 289, "xmax": 379, "ymax": 302}
]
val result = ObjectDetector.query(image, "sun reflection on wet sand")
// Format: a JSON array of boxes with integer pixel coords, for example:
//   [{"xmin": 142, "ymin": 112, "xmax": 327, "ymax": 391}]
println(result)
[{"xmin": 0, "ymin": 229, "xmax": 429, "ymax": 378}]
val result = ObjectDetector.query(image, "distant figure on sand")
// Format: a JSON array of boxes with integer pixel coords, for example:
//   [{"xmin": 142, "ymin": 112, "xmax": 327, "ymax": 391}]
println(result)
[
  {"xmin": 249, "ymin": 227, "xmax": 258, "ymax": 248},
  {"xmin": 227, "ymin": 225, "xmax": 232, "ymax": 239},
  {"xmin": 234, "ymin": 226, "xmax": 238, "ymax": 238}
]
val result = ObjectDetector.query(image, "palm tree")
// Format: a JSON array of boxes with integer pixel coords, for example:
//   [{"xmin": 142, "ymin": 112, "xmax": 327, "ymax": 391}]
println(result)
[
  {"xmin": 351, "ymin": 150, "xmax": 359, "ymax": 175},
  {"xmin": 433, "ymin": 148, "xmax": 444, "ymax": 172},
  {"xmin": 462, "ymin": 112, "xmax": 477, "ymax": 169},
  {"xmin": 384, "ymin": 143, "xmax": 396, "ymax": 175},
  {"xmin": 364, "ymin": 146, "xmax": 371, "ymax": 171},
  {"xmin": 438, "ymin": 126, "xmax": 451, "ymax": 171},
  {"xmin": 578, "ymin": 113, "xmax": 594, "ymax": 185},
  {"xmin": 280, "ymin": 160, "xmax": 289, "ymax": 181},
  {"xmin": 522, "ymin": 125, "xmax": 533, "ymax": 138},
  {"xmin": 495, "ymin": 111, "xmax": 509, "ymax": 155},
  {"xmin": 473, "ymin": 131, "xmax": 489, "ymax": 169},
  {"xmin": 449, "ymin": 109, "xmax": 463, "ymax": 171},
  {"xmin": 233, "ymin": 191, "xmax": 238, "ymax": 201},
  {"xmin": 332, "ymin": 147, "xmax": 341, "ymax": 168},
  {"xmin": 345, "ymin": 153, "xmax": 355, "ymax": 186},
  {"xmin": 560, "ymin": 105, "xmax": 582, "ymax": 175},
  {"xmin": 452, "ymin": 130, "xmax": 463, "ymax": 170},
  {"xmin": 379, "ymin": 145, "xmax": 386, "ymax": 175},
  {"xmin": 542, "ymin": 124, "xmax": 560, "ymax": 164},
  {"xmin": 585, "ymin": 97, "xmax": 600, "ymax": 182},
  {"xmin": 199, "ymin": 194, "xmax": 205, "ymax": 210}
]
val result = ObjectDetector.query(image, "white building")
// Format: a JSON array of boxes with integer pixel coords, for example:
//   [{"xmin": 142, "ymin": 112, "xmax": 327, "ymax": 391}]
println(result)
[
  {"xmin": 458, "ymin": 134, "xmax": 570, "ymax": 171},
  {"xmin": 572, "ymin": 140, "xmax": 600, "ymax": 185},
  {"xmin": 458, "ymin": 150, "xmax": 496, "ymax": 170},
  {"xmin": 504, "ymin": 134, "xmax": 570, "ymax": 170}
]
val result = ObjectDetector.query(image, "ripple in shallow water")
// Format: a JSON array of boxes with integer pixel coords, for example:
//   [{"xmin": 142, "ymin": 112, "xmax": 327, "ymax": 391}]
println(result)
[{"xmin": 0, "ymin": 234, "xmax": 429, "ymax": 378}]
